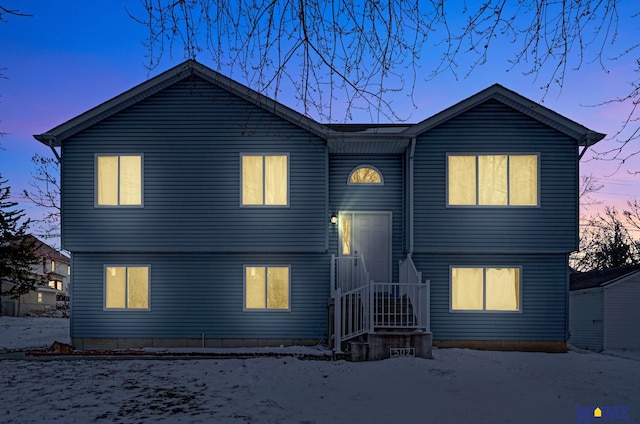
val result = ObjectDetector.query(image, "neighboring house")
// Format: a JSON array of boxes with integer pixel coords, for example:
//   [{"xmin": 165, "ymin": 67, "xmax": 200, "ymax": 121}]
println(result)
[
  {"xmin": 34, "ymin": 60, "xmax": 604, "ymax": 357},
  {"xmin": 0, "ymin": 235, "xmax": 70, "ymax": 316},
  {"xmin": 569, "ymin": 264, "xmax": 640, "ymax": 351}
]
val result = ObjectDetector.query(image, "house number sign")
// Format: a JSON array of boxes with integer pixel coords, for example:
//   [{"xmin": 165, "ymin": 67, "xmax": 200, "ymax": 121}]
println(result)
[{"xmin": 390, "ymin": 347, "xmax": 415, "ymax": 358}]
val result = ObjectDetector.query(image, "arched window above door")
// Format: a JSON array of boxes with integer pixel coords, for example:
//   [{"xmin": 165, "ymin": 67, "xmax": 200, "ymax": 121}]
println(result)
[{"xmin": 348, "ymin": 165, "xmax": 384, "ymax": 185}]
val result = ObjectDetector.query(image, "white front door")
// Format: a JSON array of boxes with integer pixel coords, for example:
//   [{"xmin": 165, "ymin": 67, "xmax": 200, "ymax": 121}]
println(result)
[{"xmin": 340, "ymin": 212, "xmax": 392, "ymax": 283}]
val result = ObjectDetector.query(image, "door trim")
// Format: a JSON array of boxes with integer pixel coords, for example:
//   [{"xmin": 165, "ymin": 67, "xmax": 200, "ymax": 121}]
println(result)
[{"xmin": 338, "ymin": 211, "xmax": 393, "ymax": 283}]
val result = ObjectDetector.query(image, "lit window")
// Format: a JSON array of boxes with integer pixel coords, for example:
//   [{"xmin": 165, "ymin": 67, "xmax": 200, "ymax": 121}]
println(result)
[
  {"xmin": 242, "ymin": 154, "xmax": 288, "ymax": 206},
  {"xmin": 97, "ymin": 155, "xmax": 143, "ymax": 206},
  {"xmin": 105, "ymin": 266, "xmax": 149, "ymax": 310},
  {"xmin": 245, "ymin": 266, "xmax": 290, "ymax": 310},
  {"xmin": 348, "ymin": 166, "xmax": 383, "ymax": 184},
  {"xmin": 448, "ymin": 155, "xmax": 537, "ymax": 206},
  {"xmin": 67, "ymin": 265, "xmax": 70, "ymax": 275},
  {"xmin": 37, "ymin": 293, "xmax": 43, "ymax": 303},
  {"xmin": 451, "ymin": 267, "xmax": 520, "ymax": 311},
  {"xmin": 51, "ymin": 260, "xmax": 55, "ymax": 272},
  {"xmin": 340, "ymin": 214, "xmax": 352, "ymax": 255},
  {"xmin": 48, "ymin": 281, "xmax": 56, "ymax": 289}
]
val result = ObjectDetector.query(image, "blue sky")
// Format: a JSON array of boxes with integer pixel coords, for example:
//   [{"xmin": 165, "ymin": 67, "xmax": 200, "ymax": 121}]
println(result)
[{"xmin": 1, "ymin": 1, "xmax": 639, "ymax": 225}]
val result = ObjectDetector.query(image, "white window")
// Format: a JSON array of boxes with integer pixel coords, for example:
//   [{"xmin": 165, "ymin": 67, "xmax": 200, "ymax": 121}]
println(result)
[
  {"xmin": 244, "ymin": 266, "xmax": 290, "ymax": 310},
  {"xmin": 348, "ymin": 165, "xmax": 384, "ymax": 185},
  {"xmin": 105, "ymin": 266, "xmax": 150, "ymax": 310},
  {"xmin": 97, "ymin": 155, "xmax": 143, "ymax": 206},
  {"xmin": 67, "ymin": 265, "xmax": 71, "ymax": 275},
  {"xmin": 37, "ymin": 293, "xmax": 43, "ymax": 303},
  {"xmin": 448, "ymin": 155, "xmax": 538, "ymax": 206},
  {"xmin": 451, "ymin": 267, "xmax": 520, "ymax": 312},
  {"xmin": 241, "ymin": 154, "xmax": 288, "ymax": 206},
  {"xmin": 51, "ymin": 260, "xmax": 55, "ymax": 272}
]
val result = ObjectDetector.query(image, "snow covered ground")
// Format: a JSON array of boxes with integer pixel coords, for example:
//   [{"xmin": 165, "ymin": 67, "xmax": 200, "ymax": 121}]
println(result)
[{"xmin": 0, "ymin": 316, "xmax": 638, "ymax": 423}]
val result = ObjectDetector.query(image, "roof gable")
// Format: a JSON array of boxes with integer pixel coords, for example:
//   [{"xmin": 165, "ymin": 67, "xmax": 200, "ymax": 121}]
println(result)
[
  {"xmin": 34, "ymin": 60, "xmax": 329, "ymax": 146},
  {"xmin": 404, "ymin": 84, "xmax": 605, "ymax": 146}
]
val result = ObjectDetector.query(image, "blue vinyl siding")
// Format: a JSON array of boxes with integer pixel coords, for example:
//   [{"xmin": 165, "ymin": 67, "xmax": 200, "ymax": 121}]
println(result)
[
  {"xmin": 61, "ymin": 77, "xmax": 326, "ymax": 253},
  {"xmin": 71, "ymin": 252, "xmax": 329, "ymax": 340},
  {"xmin": 413, "ymin": 100, "xmax": 579, "ymax": 254},
  {"xmin": 329, "ymin": 155, "xmax": 404, "ymax": 283},
  {"xmin": 414, "ymin": 253, "xmax": 568, "ymax": 341}
]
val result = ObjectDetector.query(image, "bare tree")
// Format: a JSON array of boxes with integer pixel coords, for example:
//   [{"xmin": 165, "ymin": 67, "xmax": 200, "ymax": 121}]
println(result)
[
  {"xmin": 573, "ymin": 206, "xmax": 640, "ymax": 272},
  {"xmin": 130, "ymin": 0, "xmax": 639, "ymax": 150},
  {"xmin": 579, "ymin": 174, "xmax": 604, "ymax": 210},
  {"xmin": 22, "ymin": 154, "xmax": 60, "ymax": 245}
]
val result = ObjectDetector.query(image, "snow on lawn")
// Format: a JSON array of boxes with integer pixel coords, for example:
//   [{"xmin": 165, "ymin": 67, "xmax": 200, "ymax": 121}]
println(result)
[
  {"xmin": 0, "ymin": 316, "xmax": 70, "ymax": 351},
  {"xmin": 0, "ymin": 317, "xmax": 639, "ymax": 423}
]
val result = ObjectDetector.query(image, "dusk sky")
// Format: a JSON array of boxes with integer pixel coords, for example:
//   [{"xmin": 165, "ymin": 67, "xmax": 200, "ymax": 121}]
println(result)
[{"xmin": 1, "ymin": 1, "xmax": 639, "ymax": 229}]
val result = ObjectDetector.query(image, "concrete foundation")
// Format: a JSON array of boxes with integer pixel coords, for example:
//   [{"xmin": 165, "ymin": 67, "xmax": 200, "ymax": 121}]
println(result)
[
  {"xmin": 71, "ymin": 338, "xmax": 322, "ymax": 351},
  {"xmin": 349, "ymin": 331, "xmax": 433, "ymax": 361}
]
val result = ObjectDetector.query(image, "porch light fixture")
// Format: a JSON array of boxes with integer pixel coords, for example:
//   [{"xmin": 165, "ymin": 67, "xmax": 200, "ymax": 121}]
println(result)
[{"xmin": 330, "ymin": 213, "xmax": 338, "ymax": 225}]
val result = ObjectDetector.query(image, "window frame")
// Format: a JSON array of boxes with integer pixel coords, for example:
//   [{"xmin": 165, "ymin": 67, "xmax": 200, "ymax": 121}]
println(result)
[
  {"xmin": 449, "ymin": 265, "xmax": 522, "ymax": 313},
  {"xmin": 103, "ymin": 265, "xmax": 151, "ymax": 311},
  {"xmin": 95, "ymin": 153, "xmax": 145, "ymax": 208},
  {"xmin": 243, "ymin": 264, "xmax": 291, "ymax": 312},
  {"xmin": 239, "ymin": 153, "xmax": 290, "ymax": 208},
  {"xmin": 446, "ymin": 153, "xmax": 540, "ymax": 208},
  {"xmin": 347, "ymin": 165, "xmax": 385, "ymax": 185}
]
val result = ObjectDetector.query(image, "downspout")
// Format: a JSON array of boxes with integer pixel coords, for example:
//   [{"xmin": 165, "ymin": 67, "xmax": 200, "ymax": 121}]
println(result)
[
  {"xmin": 408, "ymin": 137, "xmax": 416, "ymax": 256},
  {"xmin": 46, "ymin": 138, "xmax": 61, "ymax": 163},
  {"xmin": 324, "ymin": 144, "xmax": 329, "ymax": 252}
]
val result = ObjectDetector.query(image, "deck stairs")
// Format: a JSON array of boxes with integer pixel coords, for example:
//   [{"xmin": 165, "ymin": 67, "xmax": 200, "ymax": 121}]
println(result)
[{"xmin": 330, "ymin": 254, "xmax": 432, "ymax": 360}]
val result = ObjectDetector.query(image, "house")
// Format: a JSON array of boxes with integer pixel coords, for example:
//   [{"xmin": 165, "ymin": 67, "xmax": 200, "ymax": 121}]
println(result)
[
  {"xmin": 569, "ymin": 264, "xmax": 640, "ymax": 351},
  {"xmin": 33, "ymin": 60, "xmax": 604, "ymax": 358},
  {"xmin": 0, "ymin": 235, "xmax": 70, "ymax": 316}
]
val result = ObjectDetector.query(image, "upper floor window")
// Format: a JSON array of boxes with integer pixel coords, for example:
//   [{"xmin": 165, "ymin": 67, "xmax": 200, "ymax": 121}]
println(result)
[
  {"xmin": 348, "ymin": 165, "xmax": 383, "ymax": 185},
  {"xmin": 241, "ymin": 154, "xmax": 288, "ymax": 206},
  {"xmin": 96, "ymin": 155, "xmax": 143, "ymax": 206},
  {"xmin": 448, "ymin": 154, "xmax": 538, "ymax": 206},
  {"xmin": 105, "ymin": 265, "xmax": 150, "ymax": 310},
  {"xmin": 51, "ymin": 260, "xmax": 55, "ymax": 272}
]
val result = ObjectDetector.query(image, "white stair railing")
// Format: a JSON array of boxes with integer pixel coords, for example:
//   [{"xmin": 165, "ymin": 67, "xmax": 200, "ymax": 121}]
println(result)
[{"xmin": 332, "ymin": 254, "xmax": 371, "ymax": 352}]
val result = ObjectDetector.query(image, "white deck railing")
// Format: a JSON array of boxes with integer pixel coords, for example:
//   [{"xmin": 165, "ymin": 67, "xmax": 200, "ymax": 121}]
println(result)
[
  {"xmin": 331, "ymin": 254, "xmax": 429, "ymax": 352},
  {"xmin": 399, "ymin": 255, "xmax": 430, "ymax": 332},
  {"xmin": 331, "ymin": 254, "xmax": 371, "ymax": 352}
]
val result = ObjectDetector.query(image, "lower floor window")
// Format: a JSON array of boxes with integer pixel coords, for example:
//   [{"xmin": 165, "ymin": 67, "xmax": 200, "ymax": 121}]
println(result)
[
  {"xmin": 244, "ymin": 265, "xmax": 290, "ymax": 310},
  {"xmin": 451, "ymin": 267, "xmax": 520, "ymax": 311},
  {"xmin": 37, "ymin": 293, "xmax": 43, "ymax": 303},
  {"xmin": 105, "ymin": 266, "xmax": 150, "ymax": 310}
]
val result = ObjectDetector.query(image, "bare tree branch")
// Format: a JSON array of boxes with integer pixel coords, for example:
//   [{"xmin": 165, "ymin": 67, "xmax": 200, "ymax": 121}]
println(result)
[
  {"xmin": 130, "ymin": 1, "xmax": 639, "ymax": 165},
  {"xmin": 22, "ymin": 154, "xmax": 60, "ymax": 243}
]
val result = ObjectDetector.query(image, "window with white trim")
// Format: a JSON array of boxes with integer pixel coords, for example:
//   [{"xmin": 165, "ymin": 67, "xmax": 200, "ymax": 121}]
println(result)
[
  {"xmin": 448, "ymin": 155, "xmax": 538, "ymax": 206},
  {"xmin": 105, "ymin": 266, "xmax": 149, "ymax": 310},
  {"xmin": 244, "ymin": 266, "xmax": 290, "ymax": 310},
  {"xmin": 241, "ymin": 154, "xmax": 288, "ymax": 206},
  {"xmin": 96, "ymin": 155, "xmax": 143, "ymax": 206},
  {"xmin": 451, "ymin": 267, "xmax": 520, "ymax": 311}
]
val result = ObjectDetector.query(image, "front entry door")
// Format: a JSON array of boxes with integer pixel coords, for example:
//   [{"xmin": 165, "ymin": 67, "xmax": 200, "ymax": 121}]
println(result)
[{"xmin": 341, "ymin": 212, "xmax": 392, "ymax": 283}]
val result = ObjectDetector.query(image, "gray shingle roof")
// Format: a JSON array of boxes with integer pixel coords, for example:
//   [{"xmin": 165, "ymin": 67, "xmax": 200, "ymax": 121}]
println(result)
[{"xmin": 570, "ymin": 264, "xmax": 640, "ymax": 291}]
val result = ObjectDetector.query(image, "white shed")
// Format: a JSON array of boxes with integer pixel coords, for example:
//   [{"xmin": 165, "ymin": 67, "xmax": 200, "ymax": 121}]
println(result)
[{"xmin": 569, "ymin": 265, "xmax": 640, "ymax": 351}]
